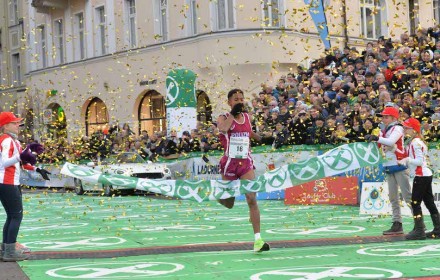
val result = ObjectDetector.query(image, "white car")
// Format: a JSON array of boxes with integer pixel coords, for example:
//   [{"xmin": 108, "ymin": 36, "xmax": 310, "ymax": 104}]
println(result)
[{"xmin": 74, "ymin": 152, "xmax": 172, "ymax": 196}]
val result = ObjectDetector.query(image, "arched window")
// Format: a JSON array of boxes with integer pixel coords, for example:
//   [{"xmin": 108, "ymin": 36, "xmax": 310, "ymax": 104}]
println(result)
[
  {"xmin": 360, "ymin": 0, "xmax": 387, "ymax": 39},
  {"xmin": 196, "ymin": 90, "xmax": 212, "ymax": 125},
  {"xmin": 138, "ymin": 90, "xmax": 166, "ymax": 135},
  {"xmin": 85, "ymin": 97, "xmax": 108, "ymax": 135}
]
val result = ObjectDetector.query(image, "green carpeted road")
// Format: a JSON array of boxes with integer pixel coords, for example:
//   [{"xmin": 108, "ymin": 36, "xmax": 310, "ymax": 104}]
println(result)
[{"xmin": 5, "ymin": 191, "xmax": 440, "ymax": 279}]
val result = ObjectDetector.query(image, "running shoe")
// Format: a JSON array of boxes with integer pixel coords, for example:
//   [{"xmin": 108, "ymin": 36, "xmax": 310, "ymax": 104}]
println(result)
[{"xmin": 253, "ymin": 238, "xmax": 270, "ymax": 252}]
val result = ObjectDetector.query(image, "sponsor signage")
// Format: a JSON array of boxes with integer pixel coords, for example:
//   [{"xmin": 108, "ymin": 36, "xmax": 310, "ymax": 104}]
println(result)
[
  {"xmin": 139, "ymin": 79, "xmax": 157, "ymax": 86},
  {"xmin": 360, "ymin": 179, "xmax": 440, "ymax": 216},
  {"xmin": 284, "ymin": 176, "xmax": 359, "ymax": 205},
  {"xmin": 191, "ymin": 156, "xmax": 221, "ymax": 180},
  {"xmin": 165, "ymin": 68, "xmax": 197, "ymax": 137}
]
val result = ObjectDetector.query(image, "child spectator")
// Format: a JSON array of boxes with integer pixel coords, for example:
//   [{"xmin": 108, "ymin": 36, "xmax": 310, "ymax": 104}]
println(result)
[{"xmin": 398, "ymin": 118, "xmax": 440, "ymax": 240}]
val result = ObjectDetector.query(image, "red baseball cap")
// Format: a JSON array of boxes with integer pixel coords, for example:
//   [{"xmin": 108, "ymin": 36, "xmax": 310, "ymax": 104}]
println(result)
[
  {"xmin": 0, "ymin": 112, "xmax": 23, "ymax": 126},
  {"xmin": 403, "ymin": 117, "xmax": 421, "ymax": 133},
  {"xmin": 379, "ymin": 107, "xmax": 399, "ymax": 119}
]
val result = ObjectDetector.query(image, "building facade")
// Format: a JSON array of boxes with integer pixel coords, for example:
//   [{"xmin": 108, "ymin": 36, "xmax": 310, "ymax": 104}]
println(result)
[{"xmin": 0, "ymin": 0, "xmax": 439, "ymax": 140}]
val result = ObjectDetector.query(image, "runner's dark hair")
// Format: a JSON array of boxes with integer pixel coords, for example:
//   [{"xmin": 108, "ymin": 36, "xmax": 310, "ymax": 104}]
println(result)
[{"xmin": 228, "ymin": 88, "xmax": 244, "ymax": 99}]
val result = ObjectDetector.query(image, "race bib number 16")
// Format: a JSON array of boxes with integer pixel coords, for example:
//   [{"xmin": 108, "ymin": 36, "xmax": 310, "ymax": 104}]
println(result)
[{"xmin": 228, "ymin": 136, "xmax": 249, "ymax": 159}]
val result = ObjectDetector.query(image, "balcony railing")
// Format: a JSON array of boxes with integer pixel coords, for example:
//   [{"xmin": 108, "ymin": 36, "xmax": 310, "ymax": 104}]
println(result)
[{"xmin": 31, "ymin": 0, "xmax": 67, "ymax": 13}]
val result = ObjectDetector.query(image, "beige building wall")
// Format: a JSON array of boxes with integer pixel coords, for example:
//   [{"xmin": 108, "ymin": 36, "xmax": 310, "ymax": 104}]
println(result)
[
  {"xmin": 0, "ymin": 0, "xmax": 438, "ymax": 140},
  {"xmin": 0, "ymin": 0, "xmax": 26, "ymax": 115}
]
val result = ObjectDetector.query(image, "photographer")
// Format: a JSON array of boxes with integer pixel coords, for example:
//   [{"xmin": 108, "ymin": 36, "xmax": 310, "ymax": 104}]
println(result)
[
  {"xmin": 178, "ymin": 131, "xmax": 192, "ymax": 153},
  {"xmin": 272, "ymin": 123, "xmax": 288, "ymax": 149},
  {"xmin": 156, "ymin": 130, "xmax": 179, "ymax": 159},
  {"xmin": 287, "ymin": 110, "xmax": 311, "ymax": 145}
]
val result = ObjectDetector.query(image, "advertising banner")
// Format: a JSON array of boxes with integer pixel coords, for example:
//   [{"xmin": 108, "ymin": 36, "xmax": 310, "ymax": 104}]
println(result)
[
  {"xmin": 359, "ymin": 179, "xmax": 440, "ymax": 216},
  {"xmin": 430, "ymin": 149, "xmax": 440, "ymax": 178},
  {"xmin": 20, "ymin": 165, "xmax": 74, "ymax": 188},
  {"xmin": 284, "ymin": 176, "xmax": 359, "ymax": 205},
  {"xmin": 61, "ymin": 143, "xmax": 383, "ymax": 202},
  {"xmin": 19, "ymin": 151, "xmax": 317, "ymax": 189},
  {"xmin": 27, "ymin": 143, "xmax": 439, "ymax": 199},
  {"xmin": 165, "ymin": 68, "xmax": 197, "ymax": 137},
  {"xmin": 191, "ymin": 156, "xmax": 221, "ymax": 180},
  {"xmin": 304, "ymin": 0, "xmax": 331, "ymax": 49}
]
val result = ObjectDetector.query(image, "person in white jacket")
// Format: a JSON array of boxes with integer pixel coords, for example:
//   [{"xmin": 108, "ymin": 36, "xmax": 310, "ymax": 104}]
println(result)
[
  {"xmin": 398, "ymin": 118, "xmax": 440, "ymax": 240},
  {"xmin": 365, "ymin": 106, "xmax": 412, "ymax": 235},
  {"xmin": 0, "ymin": 112, "xmax": 49, "ymax": 261}
]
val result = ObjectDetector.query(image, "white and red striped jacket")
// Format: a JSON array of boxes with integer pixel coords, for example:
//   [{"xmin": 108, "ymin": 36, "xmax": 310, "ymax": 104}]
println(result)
[
  {"xmin": 378, "ymin": 123, "xmax": 407, "ymax": 167},
  {"xmin": 0, "ymin": 134, "xmax": 36, "ymax": 185},
  {"xmin": 404, "ymin": 137, "xmax": 432, "ymax": 177}
]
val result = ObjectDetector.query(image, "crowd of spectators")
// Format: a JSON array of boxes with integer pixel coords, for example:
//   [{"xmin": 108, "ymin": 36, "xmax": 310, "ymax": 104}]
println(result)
[
  {"xmin": 37, "ymin": 122, "xmax": 223, "ymax": 164},
  {"xmin": 38, "ymin": 26, "xmax": 440, "ymax": 164}
]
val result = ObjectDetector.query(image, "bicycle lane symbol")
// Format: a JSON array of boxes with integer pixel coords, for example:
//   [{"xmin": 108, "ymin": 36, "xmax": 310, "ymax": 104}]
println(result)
[
  {"xmin": 121, "ymin": 225, "xmax": 215, "ymax": 232},
  {"xmin": 46, "ymin": 261, "xmax": 184, "ymax": 279},
  {"xmin": 21, "ymin": 223, "xmax": 89, "ymax": 232},
  {"xmin": 250, "ymin": 266, "xmax": 402, "ymax": 279},
  {"xmin": 205, "ymin": 215, "xmax": 286, "ymax": 222},
  {"xmin": 327, "ymin": 215, "xmax": 375, "ymax": 222},
  {"xmin": 357, "ymin": 244, "xmax": 440, "ymax": 257},
  {"xmin": 267, "ymin": 225, "xmax": 365, "ymax": 235},
  {"xmin": 23, "ymin": 237, "xmax": 126, "ymax": 250},
  {"xmin": 89, "ymin": 214, "xmax": 169, "ymax": 220}
]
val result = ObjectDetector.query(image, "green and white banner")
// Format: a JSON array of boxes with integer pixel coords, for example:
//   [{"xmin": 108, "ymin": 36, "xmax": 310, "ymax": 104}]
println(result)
[
  {"xmin": 61, "ymin": 143, "xmax": 384, "ymax": 202},
  {"xmin": 166, "ymin": 68, "xmax": 197, "ymax": 137}
]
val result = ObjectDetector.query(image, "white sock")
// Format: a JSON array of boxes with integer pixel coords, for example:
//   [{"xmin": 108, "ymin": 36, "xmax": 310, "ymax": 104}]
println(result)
[{"xmin": 255, "ymin": 233, "xmax": 261, "ymax": 240}]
